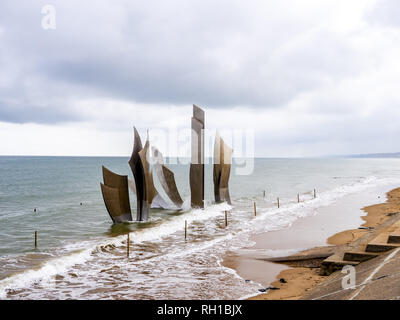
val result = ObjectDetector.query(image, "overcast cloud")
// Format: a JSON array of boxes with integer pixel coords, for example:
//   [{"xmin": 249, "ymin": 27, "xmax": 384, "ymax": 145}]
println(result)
[{"xmin": 0, "ymin": 0, "xmax": 399, "ymax": 157}]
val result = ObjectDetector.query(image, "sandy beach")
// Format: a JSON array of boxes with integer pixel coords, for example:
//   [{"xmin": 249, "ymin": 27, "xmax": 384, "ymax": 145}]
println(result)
[{"xmin": 223, "ymin": 187, "xmax": 400, "ymax": 300}]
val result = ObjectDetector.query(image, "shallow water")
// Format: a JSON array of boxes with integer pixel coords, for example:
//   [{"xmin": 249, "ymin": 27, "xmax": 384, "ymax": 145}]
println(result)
[{"xmin": 0, "ymin": 156, "xmax": 399, "ymax": 299}]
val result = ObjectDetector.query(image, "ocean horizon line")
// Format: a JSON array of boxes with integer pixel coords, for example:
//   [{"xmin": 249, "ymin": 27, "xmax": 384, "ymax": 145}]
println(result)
[{"xmin": 0, "ymin": 153, "xmax": 399, "ymax": 159}]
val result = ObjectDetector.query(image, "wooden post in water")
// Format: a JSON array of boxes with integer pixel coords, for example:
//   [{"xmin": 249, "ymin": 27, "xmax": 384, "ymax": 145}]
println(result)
[
  {"xmin": 225, "ymin": 211, "xmax": 228, "ymax": 227},
  {"xmin": 297, "ymin": 194, "xmax": 300, "ymax": 203},
  {"xmin": 185, "ymin": 220, "xmax": 187, "ymax": 240},
  {"xmin": 314, "ymin": 189, "xmax": 316, "ymax": 198},
  {"xmin": 34, "ymin": 208, "xmax": 37, "ymax": 213},
  {"xmin": 263, "ymin": 190, "xmax": 266, "ymax": 198},
  {"xmin": 127, "ymin": 233, "xmax": 130, "ymax": 258},
  {"xmin": 253, "ymin": 202, "xmax": 257, "ymax": 216},
  {"xmin": 34, "ymin": 231, "xmax": 37, "ymax": 248},
  {"xmin": 277, "ymin": 197, "xmax": 280, "ymax": 208}
]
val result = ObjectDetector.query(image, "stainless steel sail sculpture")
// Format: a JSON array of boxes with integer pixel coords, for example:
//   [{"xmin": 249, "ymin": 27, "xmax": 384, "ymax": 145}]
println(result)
[
  {"xmin": 127, "ymin": 175, "xmax": 171, "ymax": 210},
  {"xmin": 152, "ymin": 146, "xmax": 184, "ymax": 209},
  {"xmin": 190, "ymin": 104, "xmax": 205, "ymax": 208},
  {"xmin": 128, "ymin": 127, "xmax": 146, "ymax": 221},
  {"xmin": 139, "ymin": 135, "xmax": 158, "ymax": 205},
  {"xmin": 213, "ymin": 131, "xmax": 233, "ymax": 205},
  {"xmin": 128, "ymin": 128, "xmax": 160, "ymax": 221},
  {"xmin": 100, "ymin": 166, "xmax": 133, "ymax": 223},
  {"xmin": 101, "ymin": 104, "xmax": 233, "ymax": 223}
]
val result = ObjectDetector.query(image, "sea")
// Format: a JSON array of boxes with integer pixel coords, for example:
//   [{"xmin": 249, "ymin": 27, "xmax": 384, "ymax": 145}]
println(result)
[{"xmin": 0, "ymin": 156, "xmax": 399, "ymax": 299}]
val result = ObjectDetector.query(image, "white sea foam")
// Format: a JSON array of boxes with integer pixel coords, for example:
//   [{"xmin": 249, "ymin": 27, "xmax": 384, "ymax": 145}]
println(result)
[
  {"xmin": 0, "ymin": 202, "xmax": 232, "ymax": 297},
  {"xmin": 250, "ymin": 176, "xmax": 399, "ymax": 233},
  {"xmin": 0, "ymin": 248, "xmax": 93, "ymax": 298},
  {"xmin": 1, "ymin": 175, "xmax": 400, "ymax": 299},
  {"xmin": 131, "ymin": 202, "xmax": 232, "ymax": 244}
]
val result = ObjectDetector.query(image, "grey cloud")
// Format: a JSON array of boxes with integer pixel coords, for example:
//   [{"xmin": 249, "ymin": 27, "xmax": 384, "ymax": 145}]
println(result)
[
  {"xmin": 0, "ymin": 0, "xmax": 378, "ymax": 124},
  {"xmin": 366, "ymin": 0, "xmax": 400, "ymax": 27},
  {"xmin": 0, "ymin": 101, "xmax": 80, "ymax": 124}
]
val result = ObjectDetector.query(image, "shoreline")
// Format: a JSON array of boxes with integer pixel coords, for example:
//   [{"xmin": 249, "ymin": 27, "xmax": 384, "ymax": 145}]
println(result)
[
  {"xmin": 224, "ymin": 187, "xmax": 400, "ymax": 300},
  {"xmin": 253, "ymin": 187, "xmax": 400, "ymax": 300}
]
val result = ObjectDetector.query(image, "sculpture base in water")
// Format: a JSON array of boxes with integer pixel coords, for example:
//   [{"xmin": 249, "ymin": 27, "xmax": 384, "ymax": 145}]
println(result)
[
  {"xmin": 190, "ymin": 104, "xmax": 205, "ymax": 208},
  {"xmin": 213, "ymin": 131, "xmax": 232, "ymax": 205},
  {"xmin": 100, "ymin": 166, "xmax": 133, "ymax": 223}
]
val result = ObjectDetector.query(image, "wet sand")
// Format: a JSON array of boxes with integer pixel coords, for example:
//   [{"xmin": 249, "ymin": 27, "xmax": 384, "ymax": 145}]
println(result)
[
  {"xmin": 328, "ymin": 188, "xmax": 400, "ymax": 245},
  {"xmin": 223, "ymin": 187, "xmax": 400, "ymax": 300}
]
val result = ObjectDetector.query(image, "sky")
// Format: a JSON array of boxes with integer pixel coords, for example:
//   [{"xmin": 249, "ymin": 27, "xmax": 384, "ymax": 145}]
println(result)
[{"xmin": 0, "ymin": 0, "xmax": 399, "ymax": 157}]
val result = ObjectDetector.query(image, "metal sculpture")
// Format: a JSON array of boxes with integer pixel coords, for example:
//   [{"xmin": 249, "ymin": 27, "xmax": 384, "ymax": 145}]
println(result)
[
  {"xmin": 139, "ymin": 136, "xmax": 158, "ymax": 204},
  {"xmin": 128, "ymin": 127, "xmax": 147, "ymax": 221},
  {"xmin": 127, "ymin": 177, "xmax": 136, "ymax": 195},
  {"xmin": 152, "ymin": 146, "xmax": 184, "ymax": 209},
  {"xmin": 100, "ymin": 166, "xmax": 133, "ymax": 223},
  {"xmin": 100, "ymin": 104, "xmax": 236, "ymax": 223},
  {"xmin": 128, "ymin": 128, "xmax": 160, "ymax": 221},
  {"xmin": 213, "ymin": 131, "xmax": 233, "ymax": 205},
  {"xmin": 189, "ymin": 104, "xmax": 205, "ymax": 208},
  {"xmin": 128, "ymin": 175, "xmax": 171, "ymax": 210}
]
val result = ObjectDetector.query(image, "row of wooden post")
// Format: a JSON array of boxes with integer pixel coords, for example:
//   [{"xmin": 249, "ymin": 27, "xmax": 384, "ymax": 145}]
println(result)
[
  {"xmin": 32, "ymin": 189, "xmax": 317, "ymax": 255},
  {"xmin": 262, "ymin": 189, "xmax": 316, "ymax": 202},
  {"xmin": 258, "ymin": 188, "xmax": 317, "ymax": 212},
  {"xmin": 127, "ymin": 188, "xmax": 317, "ymax": 255},
  {"xmin": 125, "ymin": 188, "xmax": 318, "ymax": 256}
]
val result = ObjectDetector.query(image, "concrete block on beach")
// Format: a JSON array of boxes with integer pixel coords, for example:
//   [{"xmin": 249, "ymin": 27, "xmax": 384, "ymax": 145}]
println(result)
[
  {"xmin": 365, "ymin": 243, "xmax": 400, "ymax": 253},
  {"xmin": 343, "ymin": 251, "xmax": 378, "ymax": 262},
  {"xmin": 388, "ymin": 233, "xmax": 400, "ymax": 244},
  {"xmin": 365, "ymin": 232, "xmax": 400, "ymax": 252},
  {"xmin": 321, "ymin": 256, "xmax": 360, "ymax": 268}
]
